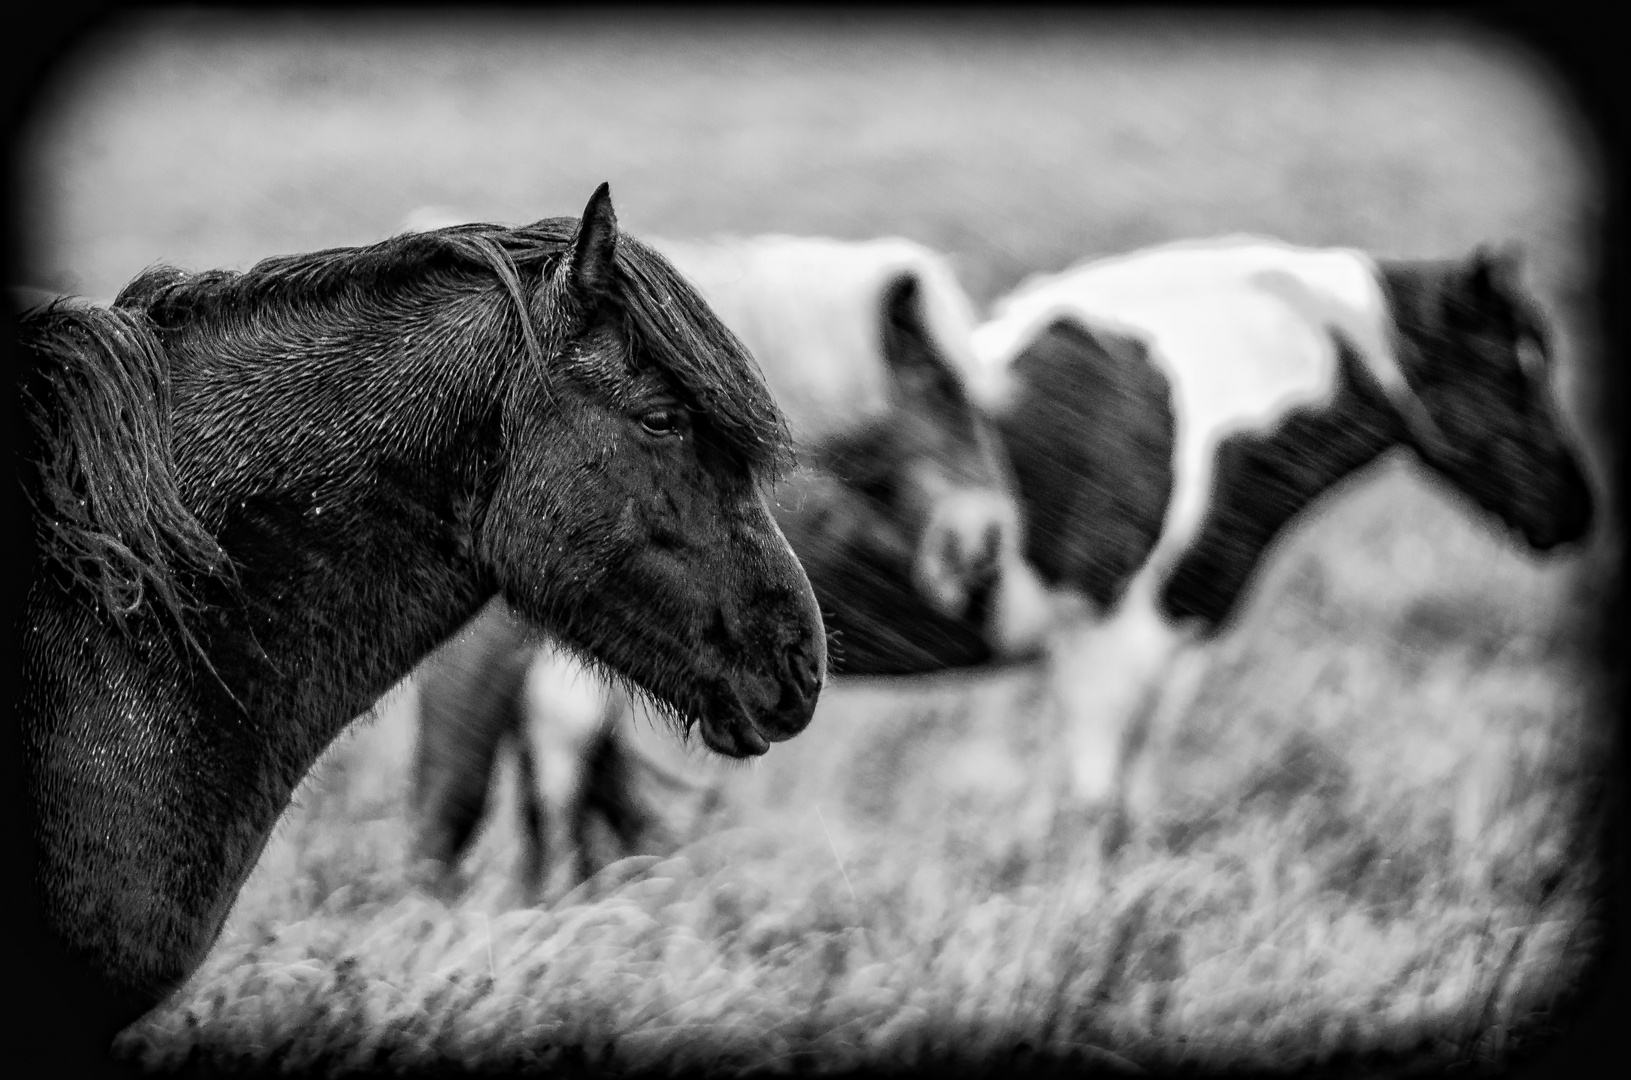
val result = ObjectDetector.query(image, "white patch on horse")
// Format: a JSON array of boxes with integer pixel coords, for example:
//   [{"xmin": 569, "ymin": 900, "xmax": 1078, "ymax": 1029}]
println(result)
[
  {"xmin": 654, "ymin": 236, "xmax": 983, "ymax": 444},
  {"xmin": 981, "ymin": 236, "xmax": 1419, "ymax": 586},
  {"xmin": 975, "ymin": 236, "xmax": 1439, "ymax": 805}
]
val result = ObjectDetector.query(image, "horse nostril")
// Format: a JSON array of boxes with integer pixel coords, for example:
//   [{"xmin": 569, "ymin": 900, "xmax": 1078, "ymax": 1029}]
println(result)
[{"xmin": 784, "ymin": 638, "xmax": 821, "ymax": 701}]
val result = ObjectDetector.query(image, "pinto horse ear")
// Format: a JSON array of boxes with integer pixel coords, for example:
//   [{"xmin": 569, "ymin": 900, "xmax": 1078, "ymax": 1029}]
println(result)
[
  {"xmin": 881, "ymin": 274, "xmax": 961, "ymax": 403},
  {"xmin": 565, "ymin": 182, "xmax": 619, "ymax": 299}
]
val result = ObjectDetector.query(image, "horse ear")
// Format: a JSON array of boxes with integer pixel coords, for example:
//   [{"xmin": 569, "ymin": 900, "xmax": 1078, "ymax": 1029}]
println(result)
[
  {"xmin": 566, "ymin": 182, "xmax": 619, "ymax": 298},
  {"xmin": 881, "ymin": 274, "xmax": 958, "ymax": 401}
]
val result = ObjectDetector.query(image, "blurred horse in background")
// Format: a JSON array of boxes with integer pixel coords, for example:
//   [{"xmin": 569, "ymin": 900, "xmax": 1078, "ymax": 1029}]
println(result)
[
  {"xmin": 17, "ymin": 186, "xmax": 825, "ymax": 1044},
  {"xmin": 408, "ymin": 234, "xmax": 1064, "ymax": 900},
  {"xmin": 659, "ymin": 235, "xmax": 1058, "ymax": 667},
  {"xmin": 967, "ymin": 236, "xmax": 1595, "ymax": 822}
]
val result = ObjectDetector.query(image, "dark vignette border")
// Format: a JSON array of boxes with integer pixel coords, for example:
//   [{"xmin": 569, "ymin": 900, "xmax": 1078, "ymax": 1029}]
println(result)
[{"xmin": 2, "ymin": 3, "xmax": 1623, "ymax": 1079}]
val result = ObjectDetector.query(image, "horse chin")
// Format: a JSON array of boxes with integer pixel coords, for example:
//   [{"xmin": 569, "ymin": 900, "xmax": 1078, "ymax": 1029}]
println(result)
[
  {"xmin": 1520, "ymin": 516, "xmax": 1591, "ymax": 553},
  {"xmin": 1495, "ymin": 484, "xmax": 1593, "ymax": 553},
  {"xmin": 697, "ymin": 651, "xmax": 822, "ymax": 757}
]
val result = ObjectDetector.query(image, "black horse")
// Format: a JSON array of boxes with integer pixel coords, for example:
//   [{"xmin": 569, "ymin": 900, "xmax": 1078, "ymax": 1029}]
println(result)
[{"xmin": 16, "ymin": 185, "xmax": 825, "ymax": 1046}]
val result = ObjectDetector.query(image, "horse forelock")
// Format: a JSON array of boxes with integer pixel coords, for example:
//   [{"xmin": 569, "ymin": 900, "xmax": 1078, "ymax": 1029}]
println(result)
[
  {"xmin": 610, "ymin": 236, "xmax": 792, "ymax": 475},
  {"xmin": 431, "ymin": 222, "xmax": 791, "ymax": 472}
]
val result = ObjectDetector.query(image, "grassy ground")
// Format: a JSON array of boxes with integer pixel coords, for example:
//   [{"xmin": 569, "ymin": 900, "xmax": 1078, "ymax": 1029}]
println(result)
[{"xmin": 18, "ymin": 10, "xmax": 1618, "ymax": 1075}]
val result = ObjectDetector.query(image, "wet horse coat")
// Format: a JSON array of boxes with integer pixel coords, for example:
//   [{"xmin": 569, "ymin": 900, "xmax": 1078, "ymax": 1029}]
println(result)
[
  {"xmin": 968, "ymin": 236, "xmax": 1594, "ymax": 806},
  {"xmin": 17, "ymin": 188, "xmax": 825, "ymax": 1045},
  {"xmin": 409, "ymin": 236, "xmax": 1059, "ymax": 897}
]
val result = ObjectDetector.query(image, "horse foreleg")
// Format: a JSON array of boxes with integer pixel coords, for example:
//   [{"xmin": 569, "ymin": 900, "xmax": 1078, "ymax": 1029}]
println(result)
[
  {"xmin": 522, "ymin": 644, "xmax": 616, "ymax": 901},
  {"xmin": 1050, "ymin": 599, "xmax": 1186, "ymax": 809},
  {"xmin": 409, "ymin": 680, "xmax": 507, "ymax": 899},
  {"xmin": 507, "ymin": 728, "xmax": 547, "ymax": 906},
  {"xmin": 1118, "ymin": 640, "xmax": 1212, "ymax": 831}
]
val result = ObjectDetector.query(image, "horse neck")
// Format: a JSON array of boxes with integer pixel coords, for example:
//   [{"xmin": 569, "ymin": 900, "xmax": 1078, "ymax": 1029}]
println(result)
[
  {"xmin": 23, "ymin": 282, "xmax": 539, "ymax": 1013},
  {"xmin": 161, "ymin": 284, "xmax": 519, "ymax": 748},
  {"xmin": 1159, "ymin": 336, "xmax": 1407, "ymax": 631}
]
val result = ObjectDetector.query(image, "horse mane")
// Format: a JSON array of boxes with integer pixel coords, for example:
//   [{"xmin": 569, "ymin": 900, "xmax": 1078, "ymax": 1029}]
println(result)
[
  {"xmin": 115, "ymin": 219, "xmax": 791, "ymax": 473},
  {"xmin": 20, "ymin": 300, "xmax": 231, "ymax": 650}
]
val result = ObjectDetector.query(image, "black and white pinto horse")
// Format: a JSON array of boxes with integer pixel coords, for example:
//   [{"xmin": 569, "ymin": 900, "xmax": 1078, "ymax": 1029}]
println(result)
[
  {"xmin": 17, "ymin": 187, "xmax": 826, "ymax": 1045},
  {"xmin": 408, "ymin": 235, "xmax": 1060, "ymax": 899},
  {"xmin": 965, "ymin": 236, "xmax": 1594, "ymax": 813}
]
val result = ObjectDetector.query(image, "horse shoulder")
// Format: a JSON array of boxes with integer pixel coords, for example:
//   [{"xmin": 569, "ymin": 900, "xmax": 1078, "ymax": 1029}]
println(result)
[{"xmin": 993, "ymin": 317, "xmax": 1175, "ymax": 611}]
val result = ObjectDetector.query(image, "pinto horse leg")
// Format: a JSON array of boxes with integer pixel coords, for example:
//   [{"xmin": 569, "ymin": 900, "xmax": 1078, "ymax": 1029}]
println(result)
[
  {"xmin": 409, "ymin": 683, "xmax": 511, "ymax": 900},
  {"xmin": 1050, "ymin": 594, "xmax": 1186, "ymax": 809},
  {"xmin": 507, "ymin": 728, "xmax": 547, "ymax": 906},
  {"xmin": 522, "ymin": 644, "xmax": 616, "ymax": 900},
  {"xmin": 1118, "ymin": 640, "xmax": 1212, "ymax": 833}
]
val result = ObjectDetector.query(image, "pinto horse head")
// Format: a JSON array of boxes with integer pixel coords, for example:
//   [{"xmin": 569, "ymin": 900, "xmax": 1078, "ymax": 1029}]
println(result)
[
  {"xmin": 1380, "ymin": 245, "xmax": 1594, "ymax": 552},
  {"xmin": 657, "ymin": 236, "xmax": 1055, "ymax": 675}
]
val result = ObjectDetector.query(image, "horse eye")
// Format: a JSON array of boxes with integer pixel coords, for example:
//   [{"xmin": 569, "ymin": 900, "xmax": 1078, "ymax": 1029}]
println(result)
[
  {"xmin": 1516, "ymin": 335, "xmax": 1547, "ymax": 378},
  {"xmin": 639, "ymin": 406, "xmax": 685, "ymax": 437}
]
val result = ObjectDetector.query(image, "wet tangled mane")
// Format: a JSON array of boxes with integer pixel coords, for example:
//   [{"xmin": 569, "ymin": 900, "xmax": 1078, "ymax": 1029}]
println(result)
[
  {"xmin": 113, "ymin": 217, "xmax": 791, "ymax": 472},
  {"xmin": 22, "ymin": 301, "xmax": 232, "ymax": 657}
]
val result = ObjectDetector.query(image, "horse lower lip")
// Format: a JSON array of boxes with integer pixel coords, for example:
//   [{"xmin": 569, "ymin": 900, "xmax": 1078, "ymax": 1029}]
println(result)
[
  {"xmin": 703, "ymin": 717, "xmax": 769, "ymax": 757},
  {"xmin": 759, "ymin": 700, "xmax": 815, "ymax": 741}
]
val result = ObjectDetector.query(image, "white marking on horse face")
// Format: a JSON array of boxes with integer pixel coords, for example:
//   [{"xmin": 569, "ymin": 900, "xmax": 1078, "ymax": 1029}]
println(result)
[
  {"xmin": 910, "ymin": 484, "xmax": 1018, "ymax": 617},
  {"xmin": 653, "ymin": 236, "xmax": 982, "ymax": 445}
]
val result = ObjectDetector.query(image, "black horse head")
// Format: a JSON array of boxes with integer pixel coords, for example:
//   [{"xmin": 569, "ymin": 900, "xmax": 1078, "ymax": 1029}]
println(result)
[{"xmin": 469, "ymin": 189, "xmax": 825, "ymax": 753}]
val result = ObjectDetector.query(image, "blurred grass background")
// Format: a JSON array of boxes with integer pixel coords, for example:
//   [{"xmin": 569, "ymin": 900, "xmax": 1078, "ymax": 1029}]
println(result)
[{"xmin": 14, "ymin": 9, "xmax": 1619, "ymax": 1075}]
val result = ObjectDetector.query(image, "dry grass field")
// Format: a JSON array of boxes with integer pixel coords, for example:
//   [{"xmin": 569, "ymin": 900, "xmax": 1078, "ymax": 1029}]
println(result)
[{"xmin": 15, "ymin": 10, "xmax": 1620, "ymax": 1076}]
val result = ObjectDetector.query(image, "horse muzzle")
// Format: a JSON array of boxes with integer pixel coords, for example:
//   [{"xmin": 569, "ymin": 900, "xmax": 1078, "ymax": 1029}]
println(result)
[
  {"xmin": 912, "ymin": 488, "xmax": 1017, "ymax": 619},
  {"xmin": 704, "ymin": 618, "xmax": 826, "ymax": 758}
]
